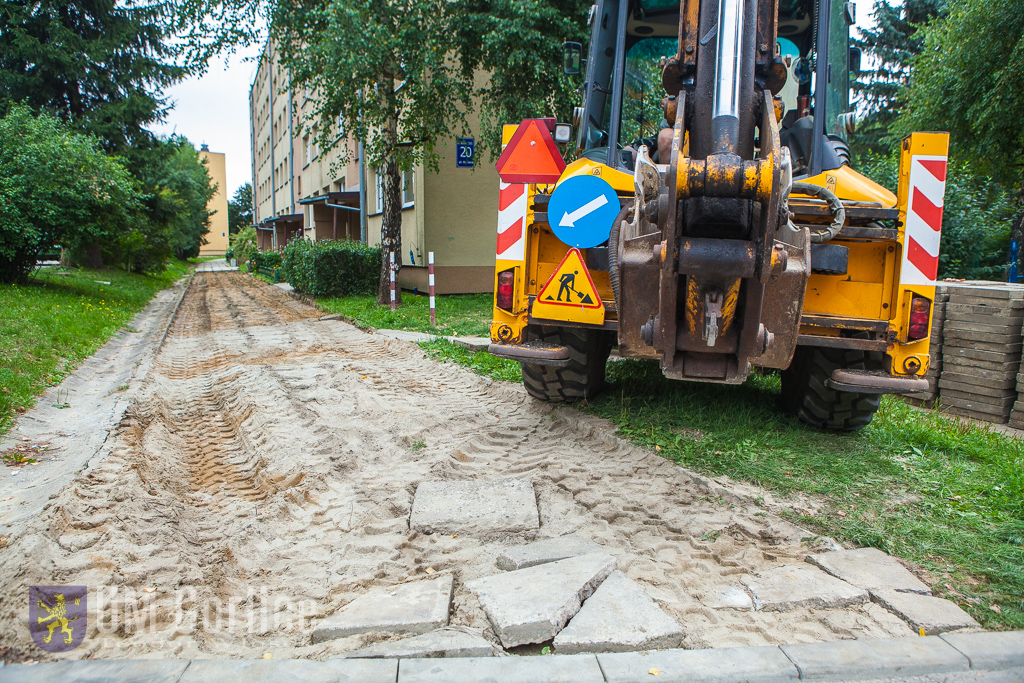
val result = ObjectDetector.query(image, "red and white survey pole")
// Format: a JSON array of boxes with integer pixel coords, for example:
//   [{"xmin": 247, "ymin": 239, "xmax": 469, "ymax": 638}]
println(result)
[
  {"xmin": 389, "ymin": 251, "xmax": 396, "ymax": 312},
  {"xmin": 428, "ymin": 252, "xmax": 436, "ymax": 326}
]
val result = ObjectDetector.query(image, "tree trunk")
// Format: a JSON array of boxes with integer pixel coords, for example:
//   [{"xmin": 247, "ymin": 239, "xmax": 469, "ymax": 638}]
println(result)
[{"xmin": 376, "ymin": 107, "xmax": 404, "ymax": 306}]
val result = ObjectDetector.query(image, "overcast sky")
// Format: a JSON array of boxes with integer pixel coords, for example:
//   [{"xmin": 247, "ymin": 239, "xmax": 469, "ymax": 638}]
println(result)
[{"xmin": 152, "ymin": 8, "xmax": 880, "ymax": 200}]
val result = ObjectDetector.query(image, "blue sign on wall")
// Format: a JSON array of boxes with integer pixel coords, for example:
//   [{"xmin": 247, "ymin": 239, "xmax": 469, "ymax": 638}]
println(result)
[
  {"xmin": 456, "ymin": 138, "xmax": 475, "ymax": 168},
  {"xmin": 547, "ymin": 175, "xmax": 620, "ymax": 249}
]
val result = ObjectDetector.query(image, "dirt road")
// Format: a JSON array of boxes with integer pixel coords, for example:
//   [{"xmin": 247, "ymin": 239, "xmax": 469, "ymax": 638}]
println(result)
[{"xmin": 0, "ymin": 271, "xmax": 914, "ymax": 660}]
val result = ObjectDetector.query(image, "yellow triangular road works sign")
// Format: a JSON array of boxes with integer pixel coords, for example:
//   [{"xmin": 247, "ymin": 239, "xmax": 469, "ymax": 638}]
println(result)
[{"xmin": 532, "ymin": 248, "xmax": 605, "ymax": 326}]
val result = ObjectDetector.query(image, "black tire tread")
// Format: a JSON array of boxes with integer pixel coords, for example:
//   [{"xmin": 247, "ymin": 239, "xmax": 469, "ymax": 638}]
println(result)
[
  {"xmin": 781, "ymin": 344, "xmax": 881, "ymax": 431},
  {"xmin": 521, "ymin": 327, "xmax": 611, "ymax": 402}
]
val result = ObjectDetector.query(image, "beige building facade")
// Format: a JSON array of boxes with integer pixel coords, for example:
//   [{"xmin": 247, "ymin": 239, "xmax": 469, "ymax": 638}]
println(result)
[
  {"xmin": 248, "ymin": 40, "xmax": 500, "ymax": 293},
  {"xmin": 198, "ymin": 147, "xmax": 229, "ymax": 256}
]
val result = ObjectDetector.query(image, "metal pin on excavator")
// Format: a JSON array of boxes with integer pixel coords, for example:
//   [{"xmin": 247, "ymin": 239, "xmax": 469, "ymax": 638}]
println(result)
[{"xmin": 489, "ymin": 0, "xmax": 948, "ymax": 431}]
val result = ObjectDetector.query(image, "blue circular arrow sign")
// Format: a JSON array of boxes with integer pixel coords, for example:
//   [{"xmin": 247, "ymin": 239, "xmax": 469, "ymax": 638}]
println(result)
[{"xmin": 548, "ymin": 175, "xmax": 621, "ymax": 249}]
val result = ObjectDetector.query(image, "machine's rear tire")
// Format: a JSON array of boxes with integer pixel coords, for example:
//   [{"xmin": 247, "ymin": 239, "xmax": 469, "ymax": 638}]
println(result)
[
  {"xmin": 781, "ymin": 344, "xmax": 882, "ymax": 431},
  {"xmin": 521, "ymin": 326, "xmax": 612, "ymax": 402}
]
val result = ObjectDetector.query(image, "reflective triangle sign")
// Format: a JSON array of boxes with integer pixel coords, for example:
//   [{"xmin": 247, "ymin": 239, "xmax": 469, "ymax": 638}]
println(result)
[
  {"xmin": 495, "ymin": 119, "xmax": 566, "ymax": 184},
  {"xmin": 532, "ymin": 248, "xmax": 605, "ymax": 326}
]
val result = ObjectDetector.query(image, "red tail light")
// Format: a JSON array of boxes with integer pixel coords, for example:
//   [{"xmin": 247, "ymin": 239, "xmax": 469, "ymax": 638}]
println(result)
[
  {"xmin": 908, "ymin": 295, "xmax": 931, "ymax": 341},
  {"xmin": 497, "ymin": 269, "xmax": 515, "ymax": 310}
]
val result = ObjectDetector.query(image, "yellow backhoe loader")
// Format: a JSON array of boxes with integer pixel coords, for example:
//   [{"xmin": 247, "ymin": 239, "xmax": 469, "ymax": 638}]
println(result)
[{"xmin": 488, "ymin": 0, "xmax": 948, "ymax": 431}]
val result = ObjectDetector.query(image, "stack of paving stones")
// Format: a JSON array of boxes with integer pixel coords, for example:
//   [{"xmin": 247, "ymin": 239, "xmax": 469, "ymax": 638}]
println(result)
[
  {"xmin": 905, "ymin": 290, "xmax": 948, "ymax": 406},
  {"xmin": 938, "ymin": 282, "xmax": 1024, "ymax": 424},
  {"xmin": 1011, "ymin": 348, "xmax": 1024, "ymax": 430}
]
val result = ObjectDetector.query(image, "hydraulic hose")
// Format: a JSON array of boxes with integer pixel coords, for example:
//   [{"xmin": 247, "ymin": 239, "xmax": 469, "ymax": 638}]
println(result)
[
  {"xmin": 607, "ymin": 204, "xmax": 631, "ymax": 306},
  {"xmin": 790, "ymin": 182, "xmax": 846, "ymax": 243}
]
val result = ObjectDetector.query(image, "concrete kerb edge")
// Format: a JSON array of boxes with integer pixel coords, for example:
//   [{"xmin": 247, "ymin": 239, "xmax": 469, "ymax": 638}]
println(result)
[{"xmin": 4, "ymin": 632, "xmax": 1020, "ymax": 682}]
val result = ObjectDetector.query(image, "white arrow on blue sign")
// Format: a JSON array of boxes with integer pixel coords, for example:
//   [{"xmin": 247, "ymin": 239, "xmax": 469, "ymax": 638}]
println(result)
[{"xmin": 548, "ymin": 175, "xmax": 621, "ymax": 249}]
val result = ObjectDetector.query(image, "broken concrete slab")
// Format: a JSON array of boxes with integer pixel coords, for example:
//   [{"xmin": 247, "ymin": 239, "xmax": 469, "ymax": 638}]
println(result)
[
  {"xmin": 870, "ymin": 589, "xmax": 980, "ymax": 635},
  {"xmin": 705, "ymin": 584, "xmax": 754, "ymax": 611},
  {"xmin": 741, "ymin": 565, "xmax": 868, "ymax": 612},
  {"xmin": 312, "ymin": 574, "xmax": 454, "ymax": 643},
  {"xmin": 466, "ymin": 553, "xmax": 616, "ymax": 647},
  {"xmin": 410, "ymin": 479, "xmax": 539, "ymax": 536},
  {"xmin": 340, "ymin": 628, "xmax": 494, "ymax": 659},
  {"xmin": 496, "ymin": 535, "xmax": 607, "ymax": 571},
  {"xmin": 806, "ymin": 547, "xmax": 931, "ymax": 594},
  {"xmin": 553, "ymin": 571, "xmax": 684, "ymax": 654}
]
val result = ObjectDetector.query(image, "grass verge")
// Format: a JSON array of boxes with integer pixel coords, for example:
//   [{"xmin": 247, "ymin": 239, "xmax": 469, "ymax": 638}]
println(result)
[
  {"xmin": 419, "ymin": 341, "xmax": 1024, "ymax": 630},
  {"xmin": 318, "ymin": 292, "xmax": 492, "ymax": 337},
  {"xmin": 0, "ymin": 262, "xmax": 191, "ymax": 435}
]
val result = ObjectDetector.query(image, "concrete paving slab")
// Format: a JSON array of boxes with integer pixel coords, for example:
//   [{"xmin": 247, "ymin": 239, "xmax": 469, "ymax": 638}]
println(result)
[
  {"xmin": 0, "ymin": 659, "xmax": 190, "ymax": 683},
  {"xmin": 397, "ymin": 653, "xmax": 605, "ymax": 682},
  {"xmin": 871, "ymin": 589, "xmax": 980, "ymax": 635},
  {"xmin": 466, "ymin": 553, "xmax": 616, "ymax": 647},
  {"xmin": 806, "ymin": 548, "xmax": 931, "ymax": 594},
  {"xmin": 496, "ymin": 535, "xmax": 607, "ymax": 571},
  {"xmin": 940, "ymin": 631, "xmax": 1024, "ymax": 670},
  {"xmin": 597, "ymin": 645, "xmax": 799, "ymax": 683},
  {"xmin": 940, "ymin": 380, "xmax": 1017, "ymax": 397},
  {"xmin": 742, "ymin": 564, "xmax": 868, "ymax": 612},
  {"xmin": 179, "ymin": 659, "xmax": 398, "ymax": 682},
  {"xmin": 340, "ymin": 628, "xmax": 495, "ymax": 658},
  {"xmin": 410, "ymin": 479, "xmax": 539, "ymax": 536},
  {"xmin": 945, "ymin": 347, "xmax": 1024, "ymax": 363},
  {"xmin": 946, "ymin": 303, "xmax": 1024, "ymax": 318},
  {"xmin": 273, "ymin": 282, "xmax": 294, "ymax": 292},
  {"xmin": 941, "ymin": 372, "xmax": 1018, "ymax": 390},
  {"xmin": 780, "ymin": 636, "xmax": 970, "ymax": 680},
  {"xmin": 705, "ymin": 584, "xmax": 755, "ymax": 610},
  {"xmin": 312, "ymin": 574, "xmax": 454, "ymax": 643},
  {"xmin": 553, "ymin": 571, "xmax": 684, "ymax": 653}
]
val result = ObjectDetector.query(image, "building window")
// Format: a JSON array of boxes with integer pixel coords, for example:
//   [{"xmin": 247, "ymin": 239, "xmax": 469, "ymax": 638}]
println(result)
[
  {"xmin": 303, "ymin": 135, "xmax": 311, "ymax": 165},
  {"xmin": 402, "ymin": 171, "xmax": 414, "ymax": 207},
  {"xmin": 374, "ymin": 168, "xmax": 383, "ymax": 213}
]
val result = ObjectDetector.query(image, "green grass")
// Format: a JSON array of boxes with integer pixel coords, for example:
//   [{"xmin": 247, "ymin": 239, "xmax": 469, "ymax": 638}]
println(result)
[
  {"xmin": 0, "ymin": 262, "xmax": 191, "ymax": 435},
  {"xmin": 417, "ymin": 342, "xmax": 1024, "ymax": 630},
  {"xmin": 319, "ymin": 292, "xmax": 493, "ymax": 337}
]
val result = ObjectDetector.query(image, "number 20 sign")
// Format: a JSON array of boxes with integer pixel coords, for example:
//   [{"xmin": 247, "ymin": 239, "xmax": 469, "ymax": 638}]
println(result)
[{"xmin": 456, "ymin": 138, "xmax": 474, "ymax": 168}]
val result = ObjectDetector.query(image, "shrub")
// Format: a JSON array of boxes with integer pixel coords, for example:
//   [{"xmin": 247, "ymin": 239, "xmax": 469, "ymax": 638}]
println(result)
[
  {"xmin": 250, "ymin": 250, "xmax": 283, "ymax": 270},
  {"xmin": 282, "ymin": 239, "xmax": 380, "ymax": 297},
  {"xmin": 228, "ymin": 226, "xmax": 259, "ymax": 265}
]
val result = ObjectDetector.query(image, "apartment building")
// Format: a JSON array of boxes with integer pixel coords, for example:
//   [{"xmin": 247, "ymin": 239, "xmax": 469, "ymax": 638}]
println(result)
[
  {"xmin": 198, "ymin": 145, "xmax": 229, "ymax": 256},
  {"xmin": 249, "ymin": 41, "xmax": 501, "ymax": 293}
]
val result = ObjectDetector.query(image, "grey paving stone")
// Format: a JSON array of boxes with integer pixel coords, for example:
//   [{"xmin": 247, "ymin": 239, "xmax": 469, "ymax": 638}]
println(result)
[
  {"xmin": 741, "ymin": 564, "xmax": 868, "ymax": 612},
  {"xmin": 939, "ymin": 380, "xmax": 1017, "ymax": 398},
  {"xmin": 871, "ymin": 589, "xmax": 981, "ymax": 635},
  {"xmin": 273, "ymin": 282, "xmax": 294, "ymax": 292},
  {"xmin": 496, "ymin": 534, "xmax": 607, "ymax": 571},
  {"xmin": 311, "ymin": 574, "xmax": 454, "ymax": 643},
  {"xmin": 397, "ymin": 653, "xmax": 605, "ymax": 682},
  {"xmin": 340, "ymin": 628, "xmax": 495, "ymax": 658},
  {"xmin": 940, "ymin": 631, "xmax": 1024, "ymax": 670},
  {"xmin": 553, "ymin": 571, "xmax": 684, "ymax": 654},
  {"xmin": 466, "ymin": 553, "xmax": 616, "ymax": 647},
  {"xmin": 180, "ymin": 659, "xmax": 398, "ymax": 683},
  {"xmin": 781, "ymin": 636, "xmax": 970, "ymax": 680},
  {"xmin": 0, "ymin": 659, "xmax": 189, "ymax": 683},
  {"xmin": 597, "ymin": 645, "xmax": 799, "ymax": 683},
  {"xmin": 807, "ymin": 548, "xmax": 931, "ymax": 594},
  {"xmin": 945, "ymin": 347, "xmax": 1023, "ymax": 363},
  {"xmin": 410, "ymin": 479, "xmax": 539, "ymax": 536}
]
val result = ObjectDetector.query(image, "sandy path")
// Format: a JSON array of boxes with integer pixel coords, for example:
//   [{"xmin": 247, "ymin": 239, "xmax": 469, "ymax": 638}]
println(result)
[{"xmin": 0, "ymin": 271, "xmax": 914, "ymax": 661}]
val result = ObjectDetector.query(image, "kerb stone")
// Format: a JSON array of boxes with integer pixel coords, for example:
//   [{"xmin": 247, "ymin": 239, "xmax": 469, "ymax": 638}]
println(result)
[
  {"xmin": 340, "ymin": 628, "xmax": 494, "ymax": 659},
  {"xmin": 410, "ymin": 479, "xmax": 539, "ymax": 536},
  {"xmin": 553, "ymin": 571, "xmax": 684, "ymax": 654},
  {"xmin": 870, "ymin": 589, "xmax": 980, "ymax": 635},
  {"xmin": 311, "ymin": 574, "xmax": 454, "ymax": 643},
  {"xmin": 780, "ymin": 635, "xmax": 969, "ymax": 680},
  {"xmin": 397, "ymin": 653, "xmax": 605, "ymax": 682},
  {"xmin": 466, "ymin": 553, "xmax": 616, "ymax": 647},
  {"xmin": 741, "ymin": 565, "xmax": 868, "ymax": 612},
  {"xmin": 597, "ymin": 646, "xmax": 799, "ymax": 683},
  {"xmin": 496, "ymin": 535, "xmax": 607, "ymax": 571},
  {"xmin": 806, "ymin": 547, "xmax": 930, "ymax": 594},
  {"xmin": 179, "ymin": 659, "xmax": 398, "ymax": 683},
  {"xmin": 0, "ymin": 660, "xmax": 190, "ymax": 683},
  {"xmin": 940, "ymin": 631, "xmax": 1024, "ymax": 670}
]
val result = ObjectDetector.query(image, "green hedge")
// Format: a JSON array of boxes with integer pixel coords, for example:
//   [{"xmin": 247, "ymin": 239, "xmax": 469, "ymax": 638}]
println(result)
[
  {"xmin": 282, "ymin": 239, "xmax": 380, "ymax": 297},
  {"xmin": 250, "ymin": 250, "xmax": 283, "ymax": 270}
]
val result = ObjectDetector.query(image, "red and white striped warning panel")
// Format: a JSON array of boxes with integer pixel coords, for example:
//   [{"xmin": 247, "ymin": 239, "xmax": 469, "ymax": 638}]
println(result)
[
  {"xmin": 901, "ymin": 155, "xmax": 948, "ymax": 286},
  {"xmin": 496, "ymin": 181, "xmax": 528, "ymax": 262}
]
